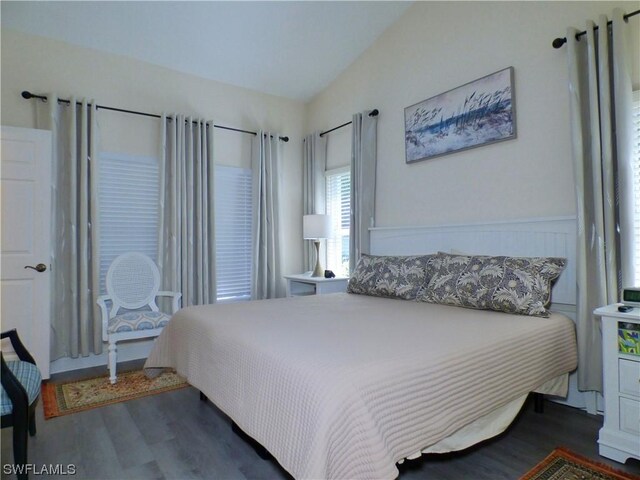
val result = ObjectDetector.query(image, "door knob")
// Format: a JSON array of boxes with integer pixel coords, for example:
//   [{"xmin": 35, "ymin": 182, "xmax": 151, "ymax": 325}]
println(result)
[{"xmin": 24, "ymin": 263, "xmax": 47, "ymax": 273}]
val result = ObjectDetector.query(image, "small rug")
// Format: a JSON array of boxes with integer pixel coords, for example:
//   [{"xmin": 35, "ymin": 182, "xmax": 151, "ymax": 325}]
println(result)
[
  {"xmin": 42, "ymin": 369, "xmax": 188, "ymax": 419},
  {"xmin": 520, "ymin": 447, "xmax": 639, "ymax": 480}
]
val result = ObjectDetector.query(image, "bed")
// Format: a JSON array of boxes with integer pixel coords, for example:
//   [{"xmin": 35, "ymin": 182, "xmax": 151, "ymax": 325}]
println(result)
[{"xmin": 144, "ymin": 217, "xmax": 579, "ymax": 479}]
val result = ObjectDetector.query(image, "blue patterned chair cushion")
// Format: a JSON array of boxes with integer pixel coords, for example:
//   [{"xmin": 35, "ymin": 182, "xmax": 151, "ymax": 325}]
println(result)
[
  {"xmin": 107, "ymin": 311, "xmax": 170, "ymax": 334},
  {"xmin": 1, "ymin": 360, "xmax": 42, "ymax": 416}
]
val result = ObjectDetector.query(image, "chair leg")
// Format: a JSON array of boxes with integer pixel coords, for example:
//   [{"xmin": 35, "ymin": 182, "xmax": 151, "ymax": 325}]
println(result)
[
  {"xmin": 28, "ymin": 405, "xmax": 37, "ymax": 436},
  {"xmin": 108, "ymin": 340, "xmax": 118, "ymax": 384},
  {"xmin": 13, "ymin": 417, "xmax": 28, "ymax": 480}
]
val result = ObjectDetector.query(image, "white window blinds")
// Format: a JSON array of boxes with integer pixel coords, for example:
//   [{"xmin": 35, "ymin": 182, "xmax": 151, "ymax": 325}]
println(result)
[
  {"xmin": 631, "ymin": 91, "xmax": 640, "ymax": 284},
  {"xmin": 326, "ymin": 168, "xmax": 350, "ymax": 277},
  {"xmin": 98, "ymin": 156, "xmax": 253, "ymax": 302},
  {"xmin": 215, "ymin": 165, "xmax": 253, "ymax": 302},
  {"xmin": 98, "ymin": 152, "xmax": 159, "ymax": 293}
]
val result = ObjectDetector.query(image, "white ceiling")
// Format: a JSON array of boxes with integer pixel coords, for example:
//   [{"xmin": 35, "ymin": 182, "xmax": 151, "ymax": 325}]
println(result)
[{"xmin": 1, "ymin": 1, "xmax": 412, "ymax": 102}]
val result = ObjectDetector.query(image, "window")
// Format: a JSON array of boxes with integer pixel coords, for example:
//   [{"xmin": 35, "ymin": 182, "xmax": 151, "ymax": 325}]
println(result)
[
  {"xmin": 632, "ymin": 91, "xmax": 640, "ymax": 284},
  {"xmin": 326, "ymin": 167, "xmax": 350, "ymax": 277},
  {"xmin": 98, "ymin": 152, "xmax": 160, "ymax": 293},
  {"xmin": 99, "ymin": 155, "xmax": 253, "ymax": 302},
  {"xmin": 215, "ymin": 165, "xmax": 253, "ymax": 302}
]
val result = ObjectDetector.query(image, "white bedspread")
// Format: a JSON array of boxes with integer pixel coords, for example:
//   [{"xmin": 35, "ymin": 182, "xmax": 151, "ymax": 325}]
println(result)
[{"xmin": 144, "ymin": 293, "xmax": 577, "ymax": 479}]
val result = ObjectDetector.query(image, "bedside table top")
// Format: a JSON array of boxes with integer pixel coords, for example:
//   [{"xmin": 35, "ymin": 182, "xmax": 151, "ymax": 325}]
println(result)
[
  {"xmin": 594, "ymin": 304, "xmax": 640, "ymax": 321},
  {"xmin": 284, "ymin": 273, "xmax": 348, "ymax": 283}
]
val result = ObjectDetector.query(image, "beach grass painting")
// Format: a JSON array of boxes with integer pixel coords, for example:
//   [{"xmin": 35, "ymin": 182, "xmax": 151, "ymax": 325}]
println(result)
[{"xmin": 405, "ymin": 67, "xmax": 516, "ymax": 163}]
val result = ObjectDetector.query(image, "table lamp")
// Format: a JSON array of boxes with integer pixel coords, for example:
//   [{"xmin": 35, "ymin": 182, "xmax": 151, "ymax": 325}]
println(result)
[{"xmin": 303, "ymin": 214, "xmax": 332, "ymax": 277}]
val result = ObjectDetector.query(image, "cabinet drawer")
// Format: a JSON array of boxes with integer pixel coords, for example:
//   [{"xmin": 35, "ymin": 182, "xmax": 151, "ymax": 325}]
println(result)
[
  {"xmin": 619, "ymin": 359, "xmax": 640, "ymax": 398},
  {"xmin": 620, "ymin": 397, "xmax": 640, "ymax": 435},
  {"xmin": 316, "ymin": 280, "xmax": 347, "ymax": 295},
  {"xmin": 289, "ymin": 282, "xmax": 316, "ymax": 296}
]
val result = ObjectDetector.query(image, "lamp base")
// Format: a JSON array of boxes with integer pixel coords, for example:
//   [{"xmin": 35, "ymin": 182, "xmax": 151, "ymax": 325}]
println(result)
[{"xmin": 311, "ymin": 240, "xmax": 323, "ymax": 277}]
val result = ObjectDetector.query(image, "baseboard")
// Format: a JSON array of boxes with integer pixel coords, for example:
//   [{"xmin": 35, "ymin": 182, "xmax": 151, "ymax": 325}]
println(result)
[{"xmin": 49, "ymin": 339, "xmax": 155, "ymax": 375}]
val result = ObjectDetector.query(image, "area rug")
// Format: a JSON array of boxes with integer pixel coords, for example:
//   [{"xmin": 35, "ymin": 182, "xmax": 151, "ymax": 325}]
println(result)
[
  {"xmin": 520, "ymin": 447, "xmax": 639, "ymax": 480},
  {"xmin": 42, "ymin": 369, "xmax": 188, "ymax": 419}
]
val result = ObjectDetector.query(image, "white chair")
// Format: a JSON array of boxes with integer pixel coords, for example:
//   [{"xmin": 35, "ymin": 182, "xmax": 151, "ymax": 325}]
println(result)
[{"xmin": 97, "ymin": 252, "xmax": 181, "ymax": 384}]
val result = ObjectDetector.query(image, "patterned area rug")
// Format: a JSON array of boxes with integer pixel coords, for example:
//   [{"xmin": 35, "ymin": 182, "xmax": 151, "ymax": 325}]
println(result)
[
  {"xmin": 520, "ymin": 447, "xmax": 639, "ymax": 480},
  {"xmin": 42, "ymin": 369, "xmax": 187, "ymax": 419}
]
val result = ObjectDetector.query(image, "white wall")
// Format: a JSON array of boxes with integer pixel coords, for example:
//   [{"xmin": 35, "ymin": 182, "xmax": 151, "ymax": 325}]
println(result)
[
  {"xmin": 1, "ymin": 28, "xmax": 306, "ymax": 287},
  {"xmin": 306, "ymin": 1, "xmax": 640, "ymax": 227}
]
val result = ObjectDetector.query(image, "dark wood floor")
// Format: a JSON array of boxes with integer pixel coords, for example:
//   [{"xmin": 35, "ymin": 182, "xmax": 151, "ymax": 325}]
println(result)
[{"xmin": 2, "ymin": 361, "xmax": 640, "ymax": 479}]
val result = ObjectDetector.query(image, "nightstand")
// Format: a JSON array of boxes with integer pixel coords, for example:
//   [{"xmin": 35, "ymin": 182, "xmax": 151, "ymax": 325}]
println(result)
[
  {"xmin": 594, "ymin": 304, "xmax": 640, "ymax": 464},
  {"xmin": 284, "ymin": 274, "xmax": 348, "ymax": 297}
]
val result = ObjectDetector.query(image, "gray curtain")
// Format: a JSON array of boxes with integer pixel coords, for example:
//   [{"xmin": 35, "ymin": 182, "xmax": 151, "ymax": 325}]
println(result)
[
  {"xmin": 252, "ymin": 131, "xmax": 282, "ymax": 299},
  {"xmin": 158, "ymin": 114, "xmax": 216, "ymax": 307},
  {"xmin": 349, "ymin": 111, "xmax": 378, "ymax": 273},
  {"xmin": 566, "ymin": 8, "xmax": 635, "ymax": 392},
  {"xmin": 36, "ymin": 95, "xmax": 102, "ymax": 359},
  {"xmin": 303, "ymin": 132, "xmax": 327, "ymax": 271}
]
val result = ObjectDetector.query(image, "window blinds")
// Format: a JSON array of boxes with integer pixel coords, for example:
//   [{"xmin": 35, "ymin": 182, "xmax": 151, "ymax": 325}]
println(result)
[
  {"xmin": 98, "ymin": 152, "xmax": 159, "ymax": 293},
  {"xmin": 326, "ymin": 169, "xmax": 351, "ymax": 276},
  {"xmin": 632, "ymin": 91, "xmax": 640, "ymax": 283},
  {"xmin": 215, "ymin": 165, "xmax": 253, "ymax": 302}
]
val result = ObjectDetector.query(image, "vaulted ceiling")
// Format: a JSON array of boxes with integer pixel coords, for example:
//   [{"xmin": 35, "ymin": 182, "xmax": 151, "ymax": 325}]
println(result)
[{"xmin": 1, "ymin": 1, "xmax": 412, "ymax": 101}]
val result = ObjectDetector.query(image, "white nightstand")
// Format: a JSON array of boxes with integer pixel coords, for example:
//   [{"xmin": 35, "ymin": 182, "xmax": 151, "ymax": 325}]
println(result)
[
  {"xmin": 284, "ymin": 273, "xmax": 348, "ymax": 297},
  {"xmin": 594, "ymin": 304, "xmax": 640, "ymax": 464}
]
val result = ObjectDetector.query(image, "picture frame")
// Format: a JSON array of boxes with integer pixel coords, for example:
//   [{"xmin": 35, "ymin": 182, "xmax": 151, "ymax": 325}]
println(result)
[{"xmin": 404, "ymin": 67, "xmax": 516, "ymax": 163}]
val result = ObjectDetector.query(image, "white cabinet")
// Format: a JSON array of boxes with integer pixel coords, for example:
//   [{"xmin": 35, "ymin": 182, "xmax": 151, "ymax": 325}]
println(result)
[
  {"xmin": 594, "ymin": 304, "xmax": 640, "ymax": 463},
  {"xmin": 284, "ymin": 274, "xmax": 348, "ymax": 297}
]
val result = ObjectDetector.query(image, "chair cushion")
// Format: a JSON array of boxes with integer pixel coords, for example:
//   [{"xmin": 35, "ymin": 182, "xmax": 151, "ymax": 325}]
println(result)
[
  {"xmin": 1, "ymin": 360, "xmax": 42, "ymax": 416},
  {"xmin": 107, "ymin": 311, "xmax": 170, "ymax": 334}
]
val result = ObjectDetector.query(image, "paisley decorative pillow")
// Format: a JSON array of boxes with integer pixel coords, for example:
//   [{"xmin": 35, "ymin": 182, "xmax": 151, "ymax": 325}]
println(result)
[
  {"xmin": 416, "ymin": 252, "xmax": 566, "ymax": 317},
  {"xmin": 347, "ymin": 254, "xmax": 434, "ymax": 300}
]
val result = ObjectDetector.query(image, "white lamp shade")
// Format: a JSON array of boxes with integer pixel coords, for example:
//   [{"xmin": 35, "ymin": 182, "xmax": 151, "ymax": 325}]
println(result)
[{"xmin": 303, "ymin": 214, "xmax": 332, "ymax": 239}]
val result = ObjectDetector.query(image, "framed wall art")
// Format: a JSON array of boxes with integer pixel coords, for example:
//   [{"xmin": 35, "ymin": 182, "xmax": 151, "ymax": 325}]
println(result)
[{"xmin": 404, "ymin": 67, "xmax": 516, "ymax": 163}]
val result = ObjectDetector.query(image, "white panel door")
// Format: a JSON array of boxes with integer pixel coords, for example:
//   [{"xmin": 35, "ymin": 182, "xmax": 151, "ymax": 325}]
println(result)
[{"xmin": 1, "ymin": 126, "xmax": 52, "ymax": 378}]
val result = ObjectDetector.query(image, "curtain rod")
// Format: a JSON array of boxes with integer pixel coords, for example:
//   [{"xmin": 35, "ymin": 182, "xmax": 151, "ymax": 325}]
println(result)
[
  {"xmin": 551, "ymin": 9, "xmax": 639, "ymax": 48},
  {"xmin": 319, "ymin": 109, "xmax": 379, "ymax": 137},
  {"xmin": 21, "ymin": 91, "xmax": 289, "ymax": 142}
]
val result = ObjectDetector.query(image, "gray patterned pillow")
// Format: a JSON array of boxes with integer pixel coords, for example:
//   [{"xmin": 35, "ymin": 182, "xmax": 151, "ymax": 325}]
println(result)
[
  {"xmin": 347, "ymin": 254, "xmax": 434, "ymax": 300},
  {"xmin": 416, "ymin": 252, "xmax": 566, "ymax": 317}
]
